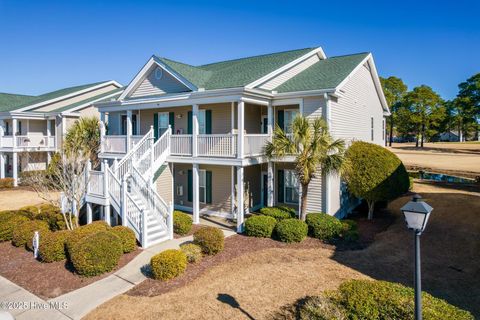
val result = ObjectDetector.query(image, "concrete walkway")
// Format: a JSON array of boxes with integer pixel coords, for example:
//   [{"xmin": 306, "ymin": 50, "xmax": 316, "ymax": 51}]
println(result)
[{"xmin": 0, "ymin": 229, "xmax": 236, "ymax": 320}]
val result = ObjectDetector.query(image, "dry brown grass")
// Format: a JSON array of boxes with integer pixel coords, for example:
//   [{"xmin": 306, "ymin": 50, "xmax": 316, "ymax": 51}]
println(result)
[
  {"xmin": 85, "ymin": 183, "xmax": 480, "ymax": 319},
  {"xmin": 0, "ymin": 187, "xmax": 60, "ymax": 210}
]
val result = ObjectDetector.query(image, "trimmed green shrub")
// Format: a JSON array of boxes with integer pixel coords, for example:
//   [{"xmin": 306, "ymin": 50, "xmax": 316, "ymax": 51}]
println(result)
[
  {"xmin": 0, "ymin": 211, "xmax": 30, "ymax": 241},
  {"xmin": 193, "ymin": 226, "xmax": 224, "ymax": 255},
  {"xmin": 306, "ymin": 213, "xmax": 343, "ymax": 241},
  {"xmin": 334, "ymin": 280, "xmax": 474, "ymax": 320},
  {"xmin": 39, "ymin": 230, "xmax": 71, "ymax": 262},
  {"xmin": 173, "ymin": 211, "xmax": 192, "ymax": 235},
  {"xmin": 69, "ymin": 231, "xmax": 123, "ymax": 276},
  {"xmin": 111, "ymin": 226, "xmax": 136, "ymax": 253},
  {"xmin": 36, "ymin": 204, "xmax": 65, "ymax": 231},
  {"xmin": 180, "ymin": 243, "xmax": 203, "ymax": 263},
  {"xmin": 150, "ymin": 249, "xmax": 187, "ymax": 280},
  {"xmin": 0, "ymin": 178, "xmax": 14, "ymax": 189},
  {"xmin": 340, "ymin": 219, "xmax": 359, "ymax": 242},
  {"xmin": 12, "ymin": 220, "xmax": 50, "ymax": 250},
  {"xmin": 275, "ymin": 218, "xmax": 308, "ymax": 243},
  {"xmin": 66, "ymin": 221, "xmax": 111, "ymax": 252},
  {"xmin": 245, "ymin": 215, "xmax": 277, "ymax": 238},
  {"xmin": 409, "ymin": 176, "xmax": 415, "ymax": 190},
  {"xmin": 259, "ymin": 206, "xmax": 295, "ymax": 221},
  {"xmin": 343, "ymin": 141, "xmax": 410, "ymax": 219},
  {"xmin": 297, "ymin": 296, "xmax": 347, "ymax": 320}
]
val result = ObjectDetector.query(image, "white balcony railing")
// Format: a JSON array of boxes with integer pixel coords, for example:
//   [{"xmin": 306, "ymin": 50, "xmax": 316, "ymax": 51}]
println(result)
[
  {"xmin": 171, "ymin": 134, "xmax": 192, "ymax": 156},
  {"xmin": 1, "ymin": 136, "xmax": 13, "ymax": 148},
  {"xmin": 103, "ymin": 135, "xmax": 127, "ymax": 154},
  {"xmin": 198, "ymin": 134, "xmax": 237, "ymax": 158},
  {"xmin": 244, "ymin": 134, "xmax": 271, "ymax": 156},
  {"xmin": 0, "ymin": 135, "xmax": 55, "ymax": 149},
  {"xmin": 88, "ymin": 171, "xmax": 105, "ymax": 196}
]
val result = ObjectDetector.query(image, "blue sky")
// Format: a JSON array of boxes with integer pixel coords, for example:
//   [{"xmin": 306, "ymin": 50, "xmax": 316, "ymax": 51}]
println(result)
[{"xmin": 0, "ymin": 0, "xmax": 479, "ymax": 100}]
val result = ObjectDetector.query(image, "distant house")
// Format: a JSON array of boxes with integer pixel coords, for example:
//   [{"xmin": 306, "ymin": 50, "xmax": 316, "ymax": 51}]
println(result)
[
  {"xmin": 439, "ymin": 131, "xmax": 460, "ymax": 142},
  {"xmin": 0, "ymin": 81, "xmax": 122, "ymax": 186},
  {"xmin": 81, "ymin": 47, "xmax": 390, "ymax": 247}
]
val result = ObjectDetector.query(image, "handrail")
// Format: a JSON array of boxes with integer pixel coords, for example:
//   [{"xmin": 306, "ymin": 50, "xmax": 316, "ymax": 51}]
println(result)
[
  {"xmin": 116, "ymin": 128, "xmax": 153, "ymax": 178},
  {"xmin": 124, "ymin": 191, "xmax": 143, "ymax": 239}
]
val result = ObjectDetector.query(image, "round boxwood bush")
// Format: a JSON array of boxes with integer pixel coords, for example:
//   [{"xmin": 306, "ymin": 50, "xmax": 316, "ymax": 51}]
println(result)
[
  {"xmin": 275, "ymin": 218, "xmax": 308, "ymax": 243},
  {"xmin": 259, "ymin": 207, "xmax": 295, "ymax": 221},
  {"xmin": 334, "ymin": 280, "xmax": 474, "ymax": 320},
  {"xmin": 66, "ymin": 221, "xmax": 111, "ymax": 252},
  {"xmin": 36, "ymin": 204, "xmax": 65, "ymax": 231},
  {"xmin": 245, "ymin": 215, "xmax": 277, "ymax": 238},
  {"xmin": 111, "ymin": 226, "xmax": 136, "ymax": 253},
  {"xmin": 0, "ymin": 211, "xmax": 30, "ymax": 241},
  {"xmin": 340, "ymin": 219, "xmax": 359, "ymax": 242},
  {"xmin": 297, "ymin": 295, "xmax": 347, "ymax": 320},
  {"xmin": 39, "ymin": 230, "xmax": 71, "ymax": 262},
  {"xmin": 343, "ymin": 141, "xmax": 409, "ymax": 219},
  {"xmin": 180, "ymin": 243, "xmax": 203, "ymax": 263},
  {"xmin": 150, "ymin": 249, "xmax": 187, "ymax": 280},
  {"xmin": 69, "ymin": 231, "xmax": 123, "ymax": 277},
  {"xmin": 173, "ymin": 211, "xmax": 192, "ymax": 235},
  {"xmin": 193, "ymin": 226, "xmax": 224, "ymax": 255},
  {"xmin": 12, "ymin": 220, "xmax": 50, "ymax": 250},
  {"xmin": 305, "ymin": 213, "xmax": 343, "ymax": 241}
]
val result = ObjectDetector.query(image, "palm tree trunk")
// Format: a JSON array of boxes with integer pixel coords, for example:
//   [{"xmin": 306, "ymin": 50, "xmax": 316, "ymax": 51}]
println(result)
[
  {"xmin": 300, "ymin": 183, "xmax": 309, "ymax": 221},
  {"xmin": 367, "ymin": 200, "xmax": 375, "ymax": 220}
]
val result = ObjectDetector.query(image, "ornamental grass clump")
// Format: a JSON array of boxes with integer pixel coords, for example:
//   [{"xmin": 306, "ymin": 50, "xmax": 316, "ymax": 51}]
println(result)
[
  {"xmin": 111, "ymin": 226, "xmax": 136, "ymax": 253},
  {"xmin": 275, "ymin": 218, "xmax": 308, "ymax": 243},
  {"xmin": 12, "ymin": 220, "xmax": 50, "ymax": 250},
  {"xmin": 193, "ymin": 226, "xmax": 224, "ymax": 255},
  {"xmin": 245, "ymin": 215, "xmax": 277, "ymax": 238},
  {"xmin": 173, "ymin": 211, "xmax": 192, "ymax": 235},
  {"xmin": 69, "ymin": 231, "xmax": 123, "ymax": 277},
  {"xmin": 305, "ymin": 213, "xmax": 343, "ymax": 241},
  {"xmin": 150, "ymin": 249, "xmax": 187, "ymax": 280}
]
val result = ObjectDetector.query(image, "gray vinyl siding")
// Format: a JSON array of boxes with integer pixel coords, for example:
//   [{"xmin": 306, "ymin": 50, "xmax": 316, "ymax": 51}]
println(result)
[
  {"xmin": 303, "ymin": 96, "xmax": 326, "ymax": 120},
  {"xmin": 130, "ymin": 66, "xmax": 190, "ymax": 98},
  {"xmin": 305, "ymin": 173, "xmax": 324, "ymax": 213},
  {"xmin": 155, "ymin": 163, "xmax": 173, "ymax": 204},
  {"xmin": 244, "ymin": 103, "xmax": 262, "ymax": 133},
  {"xmin": 27, "ymin": 120, "xmax": 47, "ymax": 135},
  {"xmin": 258, "ymin": 54, "xmax": 320, "ymax": 91},
  {"xmin": 329, "ymin": 64, "xmax": 384, "ymax": 145}
]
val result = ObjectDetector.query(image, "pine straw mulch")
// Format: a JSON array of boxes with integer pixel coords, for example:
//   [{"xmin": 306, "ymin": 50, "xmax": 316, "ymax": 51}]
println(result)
[{"xmin": 0, "ymin": 241, "xmax": 141, "ymax": 299}]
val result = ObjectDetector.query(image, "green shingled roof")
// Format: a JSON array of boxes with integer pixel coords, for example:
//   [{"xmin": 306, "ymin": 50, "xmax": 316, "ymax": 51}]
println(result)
[
  {"xmin": 50, "ymin": 87, "xmax": 124, "ymax": 113},
  {"xmin": 275, "ymin": 53, "xmax": 369, "ymax": 93},
  {"xmin": 156, "ymin": 47, "xmax": 315, "ymax": 90},
  {"xmin": 0, "ymin": 93, "xmax": 37, "ymax": 112}
]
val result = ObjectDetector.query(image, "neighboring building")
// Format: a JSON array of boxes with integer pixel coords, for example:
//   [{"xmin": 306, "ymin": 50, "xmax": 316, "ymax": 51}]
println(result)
[
  {"xmin": 83, "ymin": 47, "xmax": 389, "ymax": 247},
  {"xmin": 0, "ymin": 81, "xmax": 122, "ymax": 186},
  {"xmin": 439, "ymin": 131, "xmax": 460, "ymax": 142}
]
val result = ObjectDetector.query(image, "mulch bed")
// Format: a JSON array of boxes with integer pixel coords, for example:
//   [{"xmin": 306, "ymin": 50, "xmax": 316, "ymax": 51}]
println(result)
[
  {"xmin": 0, "ymin": 241, "xmax": 141, "ymax": 299},
  {"xmin": 173, "ymin": 224, "xmax": 204, "ymax": 239}
]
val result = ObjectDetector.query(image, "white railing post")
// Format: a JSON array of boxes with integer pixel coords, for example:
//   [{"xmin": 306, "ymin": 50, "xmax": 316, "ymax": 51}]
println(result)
[
  {"xmin": 237, "ymin": 101, "xmax": 244, "ymax": 159},
  {"xmin": 113, "ymin": 157, "xmax": 118, "ymax": 173},
  {"xmin": 121, "ymin": 175, "xmax": 128, "ymax": 226},
  {"xmin": 12, "ymin": 119, "xmax": 17, "ymax": 148},
  {"xmin": 150, "ymin": 129, "xmax": 155, "ymax": 184},
  {"xmin": 141, "ymin": 209, "xmax": 147, "ymax": 247},
  {"xmin": 103, "ymin": 159, "xmax": 109, "ymax": 199},
  {"xmin": 168, "ymin": 202, "xmax": 174, "ymax": 240}
]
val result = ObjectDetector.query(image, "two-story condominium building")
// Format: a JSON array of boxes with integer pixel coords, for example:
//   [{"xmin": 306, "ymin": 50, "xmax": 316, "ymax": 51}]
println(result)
[
  {"xmin": 0, "ymin": 81, "xmax": 122, "ymax": 186},
  {"xmin": 85, "ymin": 47, "xmax": 389, "ymax": 248}
]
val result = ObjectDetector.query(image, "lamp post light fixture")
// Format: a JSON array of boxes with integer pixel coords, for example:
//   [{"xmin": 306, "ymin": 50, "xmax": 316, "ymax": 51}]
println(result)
[{"xmin": 401, "ymin": 194, "xmax": 433, "ymax": 320}]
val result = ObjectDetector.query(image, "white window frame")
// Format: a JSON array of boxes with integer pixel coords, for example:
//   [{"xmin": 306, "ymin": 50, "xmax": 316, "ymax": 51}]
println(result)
[
  {"xmin": 198, "ymin": 169, "xmax": 206, "ymax": 204},
  {"xmin": 284, "ymin": 169, "xmax": 299, "ymax": 204},
  {"xmin": 284, "ymin": 109, "xmax": 299, "ymax": 133},
  {"xmin": 198, "ymin": 109, "xmax": 206, "ymax": 134},
  {"xmin": 158, "ymin": 112, "xmax": 169, "ymax": 137}
]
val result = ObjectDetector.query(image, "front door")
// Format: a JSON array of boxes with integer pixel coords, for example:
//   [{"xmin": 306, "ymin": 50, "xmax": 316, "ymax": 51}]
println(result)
[
  {"xmin": 262, "ymin": 116, "xmax": 268, "ymax": 134},
  {"xmin": 262, "ymin": 172, "xmax": 268, "ymax": 206}
]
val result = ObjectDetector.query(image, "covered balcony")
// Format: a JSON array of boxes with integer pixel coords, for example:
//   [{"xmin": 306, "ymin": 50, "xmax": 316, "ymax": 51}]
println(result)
[{"xmin": 0, "ymin": 118, "xmax": 56, "ymax": 151}]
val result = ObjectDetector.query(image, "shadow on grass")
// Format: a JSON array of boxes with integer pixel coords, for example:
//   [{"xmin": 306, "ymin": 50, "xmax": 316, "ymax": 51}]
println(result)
[
  {"xmin": 217, "ymin": 293, "xmax": 255, "ymax": 320},
  {"xmin": 330, "ymin": 191, "xmax": 480, "ymax": 318}
]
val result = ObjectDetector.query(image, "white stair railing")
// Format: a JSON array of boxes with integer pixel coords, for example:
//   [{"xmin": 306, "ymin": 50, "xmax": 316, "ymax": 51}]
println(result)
[{"xmin": 115, "ymin": 128, "xmax": 154, "ymax": 178}]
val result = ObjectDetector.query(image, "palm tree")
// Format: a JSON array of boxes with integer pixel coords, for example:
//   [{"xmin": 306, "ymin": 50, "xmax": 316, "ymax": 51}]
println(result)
[
  {"xmin": 64, "ymin": 116, "xmax": 101, "ymax": 168},
  {"xmin": 265, "ymin": 115, "xmax": 346, "ymax": 221}
]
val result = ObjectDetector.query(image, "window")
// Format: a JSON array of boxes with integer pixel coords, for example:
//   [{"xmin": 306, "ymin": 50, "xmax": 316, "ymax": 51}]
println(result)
[
  {"xmin": 158, "ymin": 112, "xmax": 169, "ymax": 136},
  {"xmin": 197, "ymin": 110, "xmax": 206, "ymax": 134},
  {"xmin": 371, "ymin": 117, "xmax": 374, "ymax": 141},
  {"xmin": 199, "ymin": 169, "xmax": 206, "ymax": 203},
  {"xmin": 17, "ymin": 121, "xmax": 22, "ymax": 135},
  {"xmin": 284, "ymin": 110, "xmax": 298, "ymax": 133},
  {"xmin": 121, "ymin": 114, "xmax": 138, "ymax": 135},
  {"xmin": 5, "ymin": 122, "xmax": 9, "ymax": 135},
  {"xmin": 284, "ymin": 169, "xmax": 299, "ymax": 204}
]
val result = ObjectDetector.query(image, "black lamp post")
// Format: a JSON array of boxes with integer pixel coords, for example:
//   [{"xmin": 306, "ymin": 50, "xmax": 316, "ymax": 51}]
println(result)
[{"xmin": 400, "ymin": 194, "xmax": 433, "ymax": 320}]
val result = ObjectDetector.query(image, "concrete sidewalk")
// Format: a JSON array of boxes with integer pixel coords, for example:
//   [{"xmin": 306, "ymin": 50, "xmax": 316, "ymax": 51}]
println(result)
[{"xmin": 1, "ymin": 229, "xmax": 236, "ymax": 320}]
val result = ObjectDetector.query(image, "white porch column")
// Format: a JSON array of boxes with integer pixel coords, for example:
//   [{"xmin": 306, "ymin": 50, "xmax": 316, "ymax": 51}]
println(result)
[
  {"xmin": 12, "ymin": 152, "xmax": 18, "ymax": 187},
  {"xmin": 86, "ymin": 203, "xmax": 93, "ymax": 224},
  {"xmin": 267, "ymin": 101, "xmax": 273, "ymax": 135},
  {"xmin": 0, "ymin": 120, "xmax": 4, "ymax": 148},
  {"xmin": 267, "ymin": 161, "xmax": 274, "ymax": 207},
  {"xmin": 0, "ymin": 153, "xmax": 5, "ymax": 179},
  {"xmin": 104, "ymin": 205, "xmax": 111, "ymax": 226},
  {"xmin": 237, "ymin": 100, "xmax": 244, "ymax": 159},
  {"xmin": 236, "ymin": 166, "xmax": 244, "ymax": 232},
  {"xmin": 12, "ymin": 118, "xmax": 17, "ymax": 148},
  {"xmin": 46, "ymin": 119, "xmax": 51, "ymax": 148},
  {"xmin": 126, "ymin": 110, "xmax": 132, "ymax": 152},
  {"xmin": 47, "ymin": 152, "xmax": 51, "ymax": 165},
  {"xmin": 192, "ymin": 163, "xmax": 200, "ymax": 224},
  {"xmin": 231, "ymin": 166, "xmax": 235, "ymax": 217},
  {"xmin": 192, "ymin": 104, "xmax": 199, "ymax": 157},
  {"xmin": 100, "ymin": 112, "xmax": 106, "ymax": 153}
]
